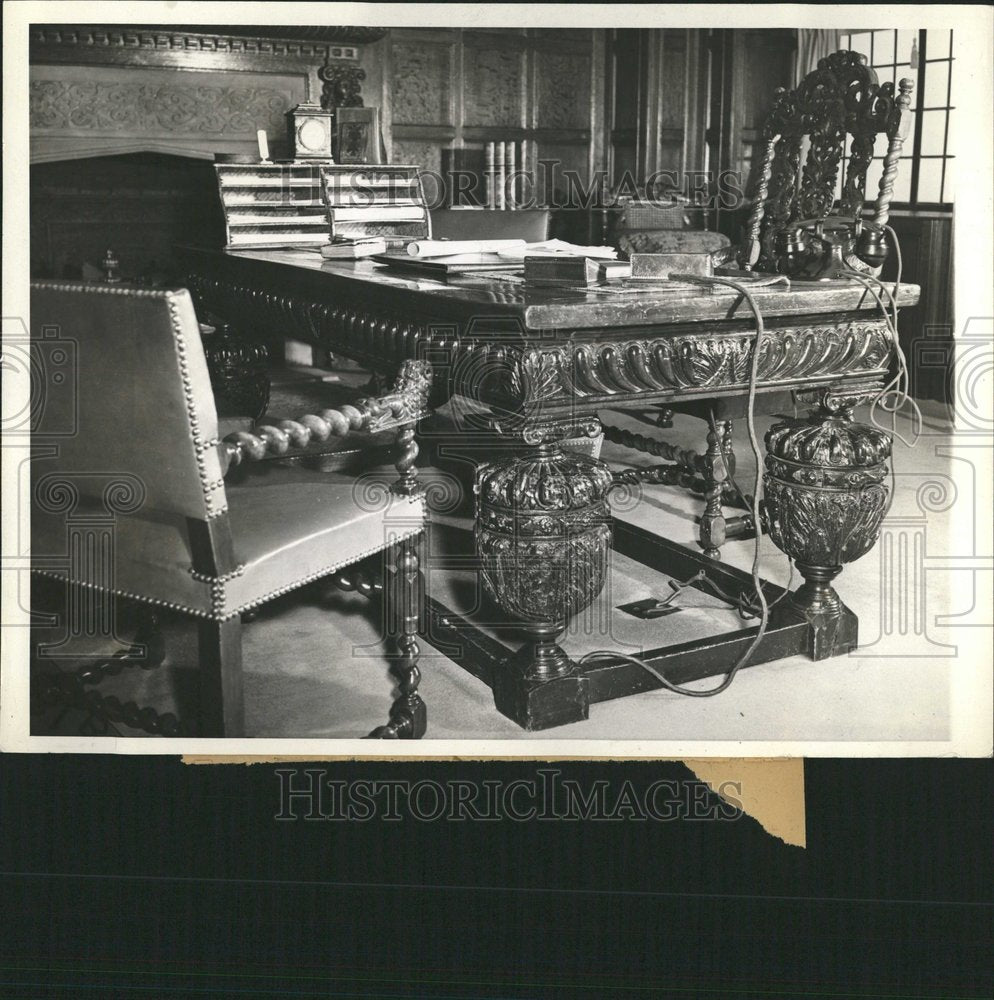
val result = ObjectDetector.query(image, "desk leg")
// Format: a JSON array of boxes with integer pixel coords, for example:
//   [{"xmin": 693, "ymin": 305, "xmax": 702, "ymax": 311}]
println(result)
[
  {"xmin": 763, "ymin": 390, "xmax": 892, "ymax": 660},
  {"xmin": 475, "ymin": 440, "xmax": 613, "ymax": 730}
]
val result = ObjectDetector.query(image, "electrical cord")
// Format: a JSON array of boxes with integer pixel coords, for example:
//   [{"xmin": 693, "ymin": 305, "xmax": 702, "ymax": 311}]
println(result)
[
  {"xmin": 580, "ymin": 226, "xmax": 913, "ymax": 699},
  {"xmin": 581, "ymin": 273, "xmax": 789, "ymax": 697},
  {"xmin": 841, "ymin": 225, "xmax": 923, "ymax": 448}
]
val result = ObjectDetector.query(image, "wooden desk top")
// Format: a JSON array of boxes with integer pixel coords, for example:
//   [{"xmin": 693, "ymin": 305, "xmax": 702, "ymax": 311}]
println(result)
[{"xmin": 184, "ymin": 246, "xmax": 920, "ymax": 333}]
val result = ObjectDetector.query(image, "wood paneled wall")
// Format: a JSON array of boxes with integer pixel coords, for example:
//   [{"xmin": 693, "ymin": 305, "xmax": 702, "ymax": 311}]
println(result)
[
  {"xmin": 380, "ymin": 28, "xmax": 605, "ymax": 205},
  {"xmin": 605, "ymin": 29, "xmax": 708, "ymax": 188}
]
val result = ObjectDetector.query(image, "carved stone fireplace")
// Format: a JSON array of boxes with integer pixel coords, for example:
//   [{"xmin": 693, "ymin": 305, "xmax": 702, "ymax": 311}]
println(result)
[{"xmin": 30, "ymin": 152, "xmax": 222, "ymax": 283}]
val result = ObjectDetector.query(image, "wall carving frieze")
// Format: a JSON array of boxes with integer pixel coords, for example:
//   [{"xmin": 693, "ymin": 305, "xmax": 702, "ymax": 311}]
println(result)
[{"xmin": 30, "ymin": 79, "xmax": 290, "ymax": 134}]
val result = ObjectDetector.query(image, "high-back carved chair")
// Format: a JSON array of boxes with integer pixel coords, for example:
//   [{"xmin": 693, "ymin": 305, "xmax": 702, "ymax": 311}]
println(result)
[
  {"xmin": 602, "ymin": 51, "xmax": 914, "ymax": 559},
  {"xmin": 740, "ymin": 49, "xmax": 914, "ymax": 272},
  {"xmin": 30, "ymin": 281, "xmax": 431, "ymax": 738}
]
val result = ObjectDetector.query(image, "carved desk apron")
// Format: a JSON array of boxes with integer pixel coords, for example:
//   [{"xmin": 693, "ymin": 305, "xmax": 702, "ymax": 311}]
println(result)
[{"xmin": 182, "ymin": 246, "xmax": 919, "ymax": 730}]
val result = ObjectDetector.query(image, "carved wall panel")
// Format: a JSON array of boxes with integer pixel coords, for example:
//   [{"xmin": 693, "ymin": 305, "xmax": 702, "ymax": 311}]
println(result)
[
  {"xmin": 30, "ymin": 79, "xmax": 290, "ymax": 135},
  {"xmin": 537, "ymin": 53, "xmax": 591, "ymax": 130},
  {"xmin": 463, "ymin": 46, "xmax": 525, "ymax": 128},
  {"xmin": 390, "ymin": 41, "xmax": 452, "ymax": 126},
  {"xmin": 29, "ymin": 64, "xmax": 306, "ymax": 161},
  {"xmin": 658, "ymin": 41, "xmax": 687, "ymax": 129}
]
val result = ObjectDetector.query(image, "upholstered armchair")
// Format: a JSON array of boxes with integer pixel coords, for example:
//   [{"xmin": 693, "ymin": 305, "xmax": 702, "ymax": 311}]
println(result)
[
  {"xmin": 602, "ymin": 50, "xmax": 914, "ymax": 560},
  {"xmin": 29, "ymin": 281, "xmax": 431, "ymax": 739}
]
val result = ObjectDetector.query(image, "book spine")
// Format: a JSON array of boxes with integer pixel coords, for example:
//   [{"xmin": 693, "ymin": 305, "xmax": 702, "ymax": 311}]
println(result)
[
  {"xmin": 485, "ymin": 143, "xmax": 495, "ymax": 210},
  {"xmin": 507, "ymin": 142, "xmax": 517, "ymax": 210},
  {"xmin": 496, "ymin": 142, "xmax": 506, "ymax": 211}
]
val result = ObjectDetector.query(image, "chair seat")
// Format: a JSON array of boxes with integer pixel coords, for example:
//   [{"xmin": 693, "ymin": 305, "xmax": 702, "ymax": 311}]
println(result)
[
  {"xmin": 222, "ymin": 464, "xmax": 424, "ymax": 614},
  {"xmin": 32, "ymin": 465, "xmax": 424, "ymax": 621}
]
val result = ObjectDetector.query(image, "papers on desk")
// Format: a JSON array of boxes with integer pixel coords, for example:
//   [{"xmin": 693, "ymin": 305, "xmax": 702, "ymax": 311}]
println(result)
[
  {"xmin": 496, "ymin": 239, "xmax": 619, "ymax": 261},
  {"xmin": 377, "ymin": 237, "xmax": 621, "ymax": 279},
  {"xmin": 405, "ymin": 238, "xmax": 618, "ymax": 260}
]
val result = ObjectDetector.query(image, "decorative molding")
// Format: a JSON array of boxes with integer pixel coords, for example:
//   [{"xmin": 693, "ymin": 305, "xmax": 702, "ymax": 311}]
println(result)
[
  {"xmin": 30, "ymin": 24, "xmax": 374, "ymax": 59},
  {"xmin": 566, "ymin": 320, "xmax": 891, "ymax": 401}
]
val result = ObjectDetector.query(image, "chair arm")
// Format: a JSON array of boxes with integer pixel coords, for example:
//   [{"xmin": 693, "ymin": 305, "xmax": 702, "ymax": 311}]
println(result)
[{"xmin": 220, "ymin": 359, "xmax": 432, "ymax": 473}]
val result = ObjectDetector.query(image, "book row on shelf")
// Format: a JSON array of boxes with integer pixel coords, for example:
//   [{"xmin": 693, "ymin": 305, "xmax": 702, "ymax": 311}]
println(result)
[{"xmin": 483, "ymin": 141, "xmax": 523, "ymax": 211}]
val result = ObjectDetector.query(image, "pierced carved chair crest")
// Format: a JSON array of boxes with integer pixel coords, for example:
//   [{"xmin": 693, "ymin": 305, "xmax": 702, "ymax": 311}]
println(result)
[{"xmin": 742, "ymin": 50, "xmax": 915, "ymax": 270}]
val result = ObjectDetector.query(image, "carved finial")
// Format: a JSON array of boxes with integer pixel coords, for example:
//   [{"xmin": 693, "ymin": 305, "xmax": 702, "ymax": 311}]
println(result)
[
  {"xmin": 319, "ymin": 63, "xmax": 366, "ymax": 111},
  {"xmin": 874, "ymin": 76, "xmax": 915, "ymax": 228}
]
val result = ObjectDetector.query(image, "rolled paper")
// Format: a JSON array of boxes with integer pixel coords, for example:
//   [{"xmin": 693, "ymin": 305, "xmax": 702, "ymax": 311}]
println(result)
[
  {"xmin": 407, "ymin": 238, "xmax": 526, "ymax": 258},
  {"xmin": 257, "ymin": 129, "xmax": 270, "ymax": 162}
]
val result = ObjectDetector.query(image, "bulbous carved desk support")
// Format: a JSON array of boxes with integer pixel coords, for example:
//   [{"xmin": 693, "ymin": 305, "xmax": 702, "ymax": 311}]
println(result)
[
  {"xmin": 763, "ymin": 384, "xmax": 892, "ymax": 659},
  {"xmin": 475, "ymin": 422, "xmax": 613, "ymax": 729}
]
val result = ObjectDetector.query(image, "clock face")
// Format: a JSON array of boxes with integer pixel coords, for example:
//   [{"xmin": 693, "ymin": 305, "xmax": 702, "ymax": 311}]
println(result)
[{"xmin": 297, "ymin": 118, "xmax": 327, "ymax": 152}]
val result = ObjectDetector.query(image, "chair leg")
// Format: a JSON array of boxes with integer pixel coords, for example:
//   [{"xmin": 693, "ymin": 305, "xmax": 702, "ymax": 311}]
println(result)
[
  {"xmin": 370, "ymin": 536, "xmax": 426, "ymax": 739},
  {"xmin": 197, "ymin": 617, "xmax": 245, "ymax": 737}
]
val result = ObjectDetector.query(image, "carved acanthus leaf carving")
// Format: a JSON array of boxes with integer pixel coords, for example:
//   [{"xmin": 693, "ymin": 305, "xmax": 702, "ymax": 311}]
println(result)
[{"xmin": 568, "ymin": 321, "xmax": 891, "ymax": 399}]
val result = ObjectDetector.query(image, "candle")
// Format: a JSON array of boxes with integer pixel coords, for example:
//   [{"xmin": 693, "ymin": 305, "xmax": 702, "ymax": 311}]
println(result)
[{"xmin": 257, "ymin": 129, "xmax": 270, "ymax": 162}]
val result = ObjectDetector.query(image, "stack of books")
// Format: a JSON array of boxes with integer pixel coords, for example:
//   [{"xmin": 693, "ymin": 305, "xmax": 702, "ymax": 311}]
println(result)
[
  {"xmin": 214, "ymin": 162, "xmax": 333, "ymax": 249},
  {"xmin": 320, "ymin": 165, "xmax": 430, "ymax": 248}
]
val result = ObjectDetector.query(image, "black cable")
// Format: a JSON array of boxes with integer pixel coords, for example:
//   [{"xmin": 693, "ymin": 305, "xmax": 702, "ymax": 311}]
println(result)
[{"xmin": 581, "ymin": 274, "xmax": 786, "ymax": 697}]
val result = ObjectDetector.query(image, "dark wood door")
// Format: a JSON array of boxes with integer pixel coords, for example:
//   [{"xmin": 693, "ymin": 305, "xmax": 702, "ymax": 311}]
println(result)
[{"xmin": 705, "ymin": 29, "xmax": 796, "ymax": 239}]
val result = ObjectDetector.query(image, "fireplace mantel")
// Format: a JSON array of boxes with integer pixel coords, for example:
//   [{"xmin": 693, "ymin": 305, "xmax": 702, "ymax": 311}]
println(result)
[{"xmin": 29, "ymin": 24, "xmax": 386, "ymax": 163}]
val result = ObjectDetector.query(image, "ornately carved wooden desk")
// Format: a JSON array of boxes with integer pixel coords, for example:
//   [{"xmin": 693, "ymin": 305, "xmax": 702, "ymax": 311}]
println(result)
[{"xmin": 182, "ymin": 246, "xmax": 920, "ymax": 730}]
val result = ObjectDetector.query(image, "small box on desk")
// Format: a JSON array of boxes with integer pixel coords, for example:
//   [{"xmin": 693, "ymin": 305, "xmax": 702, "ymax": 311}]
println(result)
[{"xmin": 524, "ymin": 256, "xmax": 629, "ymax": 286}]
